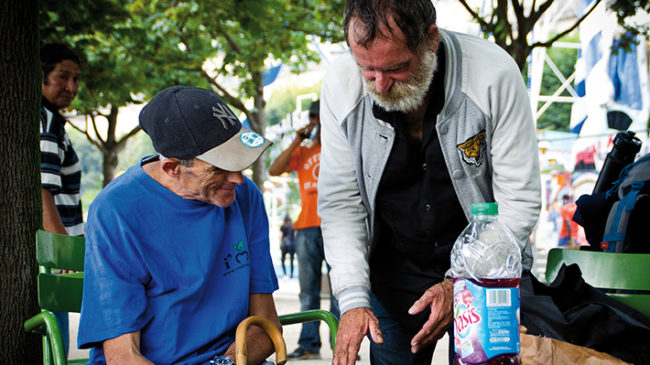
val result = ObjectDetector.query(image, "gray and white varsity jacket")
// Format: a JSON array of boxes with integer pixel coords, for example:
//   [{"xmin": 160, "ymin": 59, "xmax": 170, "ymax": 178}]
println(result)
[{"xmin": 318, "ymin": 29, "xmax": 542, "ymax": 315}]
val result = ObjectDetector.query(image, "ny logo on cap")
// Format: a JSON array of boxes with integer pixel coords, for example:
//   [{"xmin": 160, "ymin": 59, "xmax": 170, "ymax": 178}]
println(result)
[{"xmin": 212, "ymin": 104, "xmax": 239, "ymax": 130}]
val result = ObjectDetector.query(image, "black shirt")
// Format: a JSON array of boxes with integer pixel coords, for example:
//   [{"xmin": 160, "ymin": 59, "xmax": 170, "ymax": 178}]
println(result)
[{"xmin": 369, "ymin": 43, "xmax": 468, "ymax": 330}]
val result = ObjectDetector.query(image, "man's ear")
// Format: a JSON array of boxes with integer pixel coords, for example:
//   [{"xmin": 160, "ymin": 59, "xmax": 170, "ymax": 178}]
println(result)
[
  {"xmin": 427, "ymin": 24, "xmax": 440, "ymax": 53},
  {"xmin": 160, "ymin": 158, "xmax": 182, "ymax": 178}
]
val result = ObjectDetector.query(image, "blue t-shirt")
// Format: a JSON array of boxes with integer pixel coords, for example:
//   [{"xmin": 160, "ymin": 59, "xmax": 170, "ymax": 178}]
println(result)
[{"xmin": 78, "ymin": 157, "xmax": 278, "ymax": 364}]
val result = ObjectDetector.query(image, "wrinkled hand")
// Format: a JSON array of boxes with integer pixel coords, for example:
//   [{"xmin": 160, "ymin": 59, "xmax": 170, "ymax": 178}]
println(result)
[
  {"xmin": 333, "ymin": 307, "xmax": 383, "ymax": 365},
  {"xmin": 408, "ymin": 279, "xmax": 453, "ymax": 353}
]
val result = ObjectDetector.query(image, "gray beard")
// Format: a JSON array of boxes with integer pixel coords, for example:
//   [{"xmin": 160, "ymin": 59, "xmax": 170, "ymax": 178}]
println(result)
[{"xmin": 363, "ymin": 50, "xmax": 438, "ymax": 113}]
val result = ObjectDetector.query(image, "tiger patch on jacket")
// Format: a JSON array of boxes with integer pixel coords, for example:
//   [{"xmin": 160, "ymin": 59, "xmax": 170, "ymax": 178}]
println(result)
[{"xmin": 457, "ymin": 130, "xmax": 486, "ymax": 166}]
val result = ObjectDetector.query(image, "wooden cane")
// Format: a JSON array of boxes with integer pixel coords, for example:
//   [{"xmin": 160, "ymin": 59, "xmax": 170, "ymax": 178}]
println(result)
[{"xmin": 235, "ymin": 315, "xmax": 287, "ymax": 365}]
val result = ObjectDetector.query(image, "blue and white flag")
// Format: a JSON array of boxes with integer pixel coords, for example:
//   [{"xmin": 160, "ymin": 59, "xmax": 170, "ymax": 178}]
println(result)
[{"xmin": 570, "ymin": 0, "xmax": 649, "ymax": 170}]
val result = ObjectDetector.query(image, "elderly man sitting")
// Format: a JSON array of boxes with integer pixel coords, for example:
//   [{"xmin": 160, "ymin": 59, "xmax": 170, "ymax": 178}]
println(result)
[{"xmin": 78, "ymin": 86, "xmax": 279, "ymax": 365}]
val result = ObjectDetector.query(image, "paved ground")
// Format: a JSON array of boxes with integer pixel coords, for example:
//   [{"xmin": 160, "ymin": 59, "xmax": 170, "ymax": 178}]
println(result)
[{"xmin": 68, "ymin": 275, "xmax": 449, "ymax": 364}]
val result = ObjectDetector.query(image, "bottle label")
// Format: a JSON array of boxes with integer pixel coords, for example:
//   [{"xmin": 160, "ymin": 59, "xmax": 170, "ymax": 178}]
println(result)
[{"xmin": 453, "ymin": 278, "xmax": 520, "ymax": 363}]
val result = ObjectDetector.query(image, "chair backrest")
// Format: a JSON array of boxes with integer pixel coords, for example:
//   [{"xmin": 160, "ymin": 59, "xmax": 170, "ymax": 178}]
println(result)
[
  {"xmin": 35, "ymin": 229, "xmax": 85, "ymax": 313},
  {"xmin": 545, "ymin": 248, "xmax": 650, "ymax": 318}
]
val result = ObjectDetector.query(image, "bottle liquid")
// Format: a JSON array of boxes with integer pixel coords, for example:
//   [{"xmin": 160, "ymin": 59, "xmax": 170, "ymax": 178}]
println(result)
[{"xmin": 450, "ymin": 202, "xmax": 522, "ymax": 365}]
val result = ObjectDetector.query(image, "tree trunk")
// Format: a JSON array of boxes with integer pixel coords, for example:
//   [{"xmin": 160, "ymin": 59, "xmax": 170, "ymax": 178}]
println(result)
[
  {"xmin": 510, "ymin": 40, "xmax": 532, "ymax": 72},
  {"xmin": 0, "ymin": 0, "xmax": 44, "ymax": 362},
  {"xmin": 102, "ymin": 151, "xmax": 119, "ymax": 187},
  {"xmin": 250, "ymin": 70, "xmax": 267, "ymax": 191},
  {"xmin": 102, "ymin": 105, "xmax": 120, "ymax": 186}
]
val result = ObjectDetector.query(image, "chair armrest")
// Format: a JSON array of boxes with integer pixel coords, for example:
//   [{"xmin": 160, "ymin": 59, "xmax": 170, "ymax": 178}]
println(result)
[
  {"xmin": 24, "ymin": 311, "xmax": 67, "ymax": 365},
  {"xmin": 279, "ymin": 309, "xmax": 339, "ymax": 349}
]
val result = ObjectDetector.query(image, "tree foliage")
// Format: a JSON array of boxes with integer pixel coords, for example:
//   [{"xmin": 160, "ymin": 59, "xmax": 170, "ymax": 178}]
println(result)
[
  {"xmin": 126, "ymin": 0, "xmax": 344, "ymax": 187},
  {"xmin": 459, "ymin": 0, "xmax": 650, "ymax": 71},
  {"xmin": 40, "ymin": 0, "xmax": 150, "ymax": 186},
  {"xmin": 457, "ymin": 0, "xmax": 602, "ymax": 70},
  {"xmin": 609, "ymin": 0, "xmax": 650, "ymax": 51},
  {"xmin": 40, "ymin": 0, "xmax": 345, "ymax": 189}
]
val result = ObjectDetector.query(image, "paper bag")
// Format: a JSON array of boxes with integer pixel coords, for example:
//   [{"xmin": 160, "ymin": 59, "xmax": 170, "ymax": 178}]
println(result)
[{"xmin": 521, "ymin": 333, "xmax": 631, "ymax": 365}]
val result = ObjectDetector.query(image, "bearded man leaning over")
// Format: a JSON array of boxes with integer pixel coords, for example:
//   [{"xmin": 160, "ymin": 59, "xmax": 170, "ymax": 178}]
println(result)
[{"xmin": 317, "ymin": 1, "xmax": 541, "ymax": 364}]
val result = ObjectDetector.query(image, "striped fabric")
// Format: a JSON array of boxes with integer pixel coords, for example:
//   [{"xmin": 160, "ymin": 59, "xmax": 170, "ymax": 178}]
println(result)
[{"xmin": 40, "ymin": 104, "xmax": 84, "ymax": 236}]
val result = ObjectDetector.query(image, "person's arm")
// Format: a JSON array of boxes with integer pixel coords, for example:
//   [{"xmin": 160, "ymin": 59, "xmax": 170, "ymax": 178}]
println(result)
[
  {"xmin": 40, "ymin": 108, "xmax": 69, "ymax": 236},
  {"xmin": 103, "ymin": 331, "xmax": 154, "ymax": 365},
  {"xmin": 222, "ymin": 293, "xmax": 282, "ymax": 364},
  {"xmin": 77, "ymin": 198, "xmax": 153, "ymax": 356},
  {"xmin": 474, "ymin": 40, "xmax": 541, "ymax": 268},
  {"xmin": 318, "ymin": 53, "xmax": 370, "ymax": 313},
  {"xmin": 268, "ymin": 127, "xmax": 308, "ymax": 176},
  {"xmin": 42, "ymin": 188, "xmax": 75, "ymax": 273},
  {"xmin": 318, "ymin": 54, "xmax": 376, "ymax": 365},
  {"xmin": 41, "ymin": 188, "xmax": 68, "ymax": 235}
]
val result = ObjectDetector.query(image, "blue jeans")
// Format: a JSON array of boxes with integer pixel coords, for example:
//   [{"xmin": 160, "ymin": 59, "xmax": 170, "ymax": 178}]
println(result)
[
  {"xmin": 369, "ymin": 292, "xmax": 453, "ymax": 365},
  {"xmin": 295, "ymin": 227, "xmax": 340, "ymax": 352}
]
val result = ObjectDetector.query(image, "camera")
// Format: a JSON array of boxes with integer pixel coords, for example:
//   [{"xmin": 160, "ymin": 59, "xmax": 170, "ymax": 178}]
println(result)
[
  {"xmin": 301, "ymin": 125, "xmax": 319, "ymax": 141},
  {"xmin": 592, "ymin": 131, "xmax": 642, "ymax": 194}
]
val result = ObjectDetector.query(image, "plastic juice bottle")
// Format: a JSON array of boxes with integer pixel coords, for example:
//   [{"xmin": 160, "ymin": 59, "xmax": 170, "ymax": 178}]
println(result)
[{"xmin": 450, "ymin": 202, "xmax": 522, "ymax": 365}]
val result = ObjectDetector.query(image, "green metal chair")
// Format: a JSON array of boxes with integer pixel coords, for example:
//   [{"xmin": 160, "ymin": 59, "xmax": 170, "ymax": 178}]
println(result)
[
  {"xmin": 24, "ymin": 229, "xmax": 338, "ymax": 364},
  {"xmin": 24, "ymin": 230, "xmax": 86, "ymax": 365},
  {"xmin": 278, "ymin": 309, "xmax": 339, "ymax": 349},
  {"xmin": 545, "ymin": 248, "xmax": 650, "ymax": 318}
]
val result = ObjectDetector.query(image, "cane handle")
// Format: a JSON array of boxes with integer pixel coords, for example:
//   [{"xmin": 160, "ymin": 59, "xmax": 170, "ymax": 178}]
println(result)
[{"xmin": 235, "ymin": 315, "xmax": 286, "ymax": 365}]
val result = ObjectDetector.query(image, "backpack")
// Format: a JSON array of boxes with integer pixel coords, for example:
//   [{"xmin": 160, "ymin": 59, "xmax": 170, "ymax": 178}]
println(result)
[
  {"xmin": 601, "ymin": 153, "xmax": 650, "ymax": 253},
  {"xmin": 520, "ymin": 266, "xmax": 650, "ymax": 364}
]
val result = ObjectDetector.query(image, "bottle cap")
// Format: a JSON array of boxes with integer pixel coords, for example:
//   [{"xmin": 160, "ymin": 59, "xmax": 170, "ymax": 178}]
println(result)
[{"xmin": 471, "ymin": 202, "xmax": 498, "ymax": 216}]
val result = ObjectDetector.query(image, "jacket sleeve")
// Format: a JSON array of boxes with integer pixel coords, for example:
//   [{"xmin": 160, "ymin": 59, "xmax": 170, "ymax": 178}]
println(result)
[
  {"xmin": 450, "ymin": 31, "xmax": 541, "ymax": 270},
  {"xmin": 487, "ymin": 47, "xmax": 542, "ymax": 269},
  {"xmin": 318, "ymin": 54, "xmax": 373, "ymax": 314}
]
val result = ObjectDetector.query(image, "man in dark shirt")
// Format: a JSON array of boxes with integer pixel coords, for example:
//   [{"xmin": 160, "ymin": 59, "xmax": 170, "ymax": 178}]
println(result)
[{"xmin": 371, "ymin": 42, "xmax": 467, "ymax": 332}]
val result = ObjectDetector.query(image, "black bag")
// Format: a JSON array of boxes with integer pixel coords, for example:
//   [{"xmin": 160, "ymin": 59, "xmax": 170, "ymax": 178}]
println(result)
[{"xmin": 520, "ymin": 266, "xmax": 650, "ymax": 364}]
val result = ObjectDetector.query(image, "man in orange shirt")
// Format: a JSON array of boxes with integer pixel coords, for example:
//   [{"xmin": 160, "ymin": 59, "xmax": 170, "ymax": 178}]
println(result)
[
  {"xmin": 558, "ymin": 194, "xmax": 580, "ymax": 247},
  {"xmin": 270, "ymin": 100, "xmax": 339, "ymax": 360}
]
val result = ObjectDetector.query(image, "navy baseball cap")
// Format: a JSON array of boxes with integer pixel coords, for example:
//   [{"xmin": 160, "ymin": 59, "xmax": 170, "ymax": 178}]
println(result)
[{"xmin": 139, "ymin": 86, "xmax": 271, "ymax": 171}]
